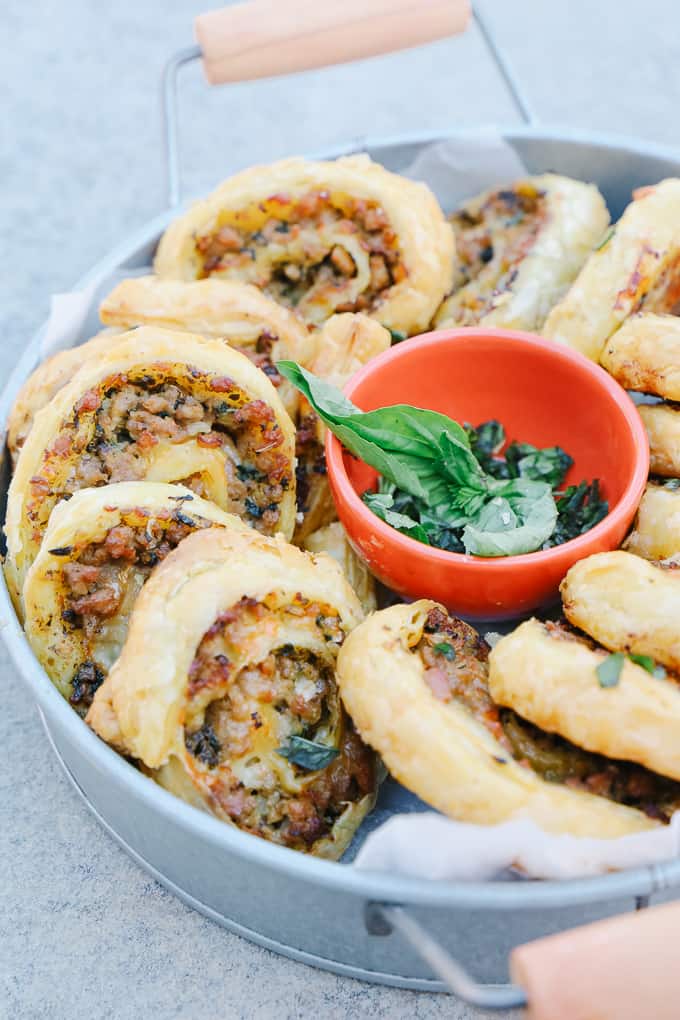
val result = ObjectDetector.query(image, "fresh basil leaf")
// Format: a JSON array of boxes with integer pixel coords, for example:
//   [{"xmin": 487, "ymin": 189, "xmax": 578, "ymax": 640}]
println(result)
[
  {"xmin": 462, "ymin": 482, "xmax": 557, "ymax": 557},
  {"xmin": 596, "ymin": 652, "xmax": 625, "ymax": 688},
  {"xmin": 628, "ymin": 653, "xmax": 666, "ymax": 679},
  {"xmin": 433, "ymin": 642, "xmax": 456, "ymax": 660},
  {"xmin": 363, "ymin": 491, "xmax": 431, "ymax": 544},
  {"xmin": 277, "ymin": 735, "xmax": 339, "ymax": 770},
  {"xmin": 663, "ymin": 478, "xmax": 680, "ymax": 491},
  {"xmin": 467, "ymin": 420, "xmax": 506, "ymax": 459},
  {"xmin": 278, "ymin": 361, "xmax": 471, "ymax": 503}
]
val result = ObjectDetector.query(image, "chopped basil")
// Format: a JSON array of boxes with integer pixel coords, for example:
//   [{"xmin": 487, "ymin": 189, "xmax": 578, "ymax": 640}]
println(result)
[
  {"xmin": 596, "ymin": 652, "xmax": 625, "ymax": 688},
  {"xmin": 433, "ymin": 642, "xmax": 456, "ymax": 660},
  {"xmin": 628, "ymin": 653, "xmax": 666, "ymax": 679},
  {"xmin": 48, "ymin": 546, "xmax": 73, "ymax": 557},
  {"xmin": 595, "ymin": 227, "xmax": 615, "ymax": 251},
  {"xmin": 387, "ymin": 328, "xmax": 408, "ymax": 344},
  {"xmin": 277, "ymin": 735, "xmax": 339, "ymax": 771}
]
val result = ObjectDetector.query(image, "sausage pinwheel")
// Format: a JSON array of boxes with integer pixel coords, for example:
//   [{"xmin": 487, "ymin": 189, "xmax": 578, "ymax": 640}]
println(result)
[
  {"xmin": 88, "ymin": 528, "xmax": 377, "ymax": 858},
  {"xmin": 154, "ymin": 155, "xmax": 453, "ymax": 335},
  {"xmin": 434, "ymin": 174, "xmax": 609, "ymax": 331},
  {"xmin": 23, "ymin": 482, "xmax": 246, "ymax": 713},
  {"xmin": 4, "ymin": 327, "xmax": 296, "ymax": 609}
]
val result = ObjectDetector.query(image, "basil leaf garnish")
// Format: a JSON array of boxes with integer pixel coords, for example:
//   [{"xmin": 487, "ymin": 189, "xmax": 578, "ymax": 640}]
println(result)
[
  {"xmin": 277, "ymin": 735, "xmax": 339, "ymax": 771},
  {"xmin": 596, "ymin": 652, "xmax": 625, "ymax": 688}
]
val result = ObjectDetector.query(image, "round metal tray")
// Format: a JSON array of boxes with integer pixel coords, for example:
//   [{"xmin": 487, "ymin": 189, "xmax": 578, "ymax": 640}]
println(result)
[{"xmin": 5, "ymin": 124, "xmax": 680, "ymax": 1001}]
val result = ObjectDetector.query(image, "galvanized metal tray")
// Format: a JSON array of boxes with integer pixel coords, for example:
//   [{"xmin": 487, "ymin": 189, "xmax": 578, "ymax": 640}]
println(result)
[{"xmin": 4, "ymin": 8, "xmax": 680, "ymax": 1007}]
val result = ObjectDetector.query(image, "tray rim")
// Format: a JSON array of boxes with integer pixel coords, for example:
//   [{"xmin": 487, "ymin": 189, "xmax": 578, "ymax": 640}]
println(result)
[{"xmin": 5, "ymin": 122, "xmax": 680, "ymax": 910}]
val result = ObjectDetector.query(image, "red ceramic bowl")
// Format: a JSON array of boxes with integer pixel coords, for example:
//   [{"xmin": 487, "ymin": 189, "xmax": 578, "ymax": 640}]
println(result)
[{"xmin": 325, "ymin": 328, "xmax": 649, "ymax": 621}]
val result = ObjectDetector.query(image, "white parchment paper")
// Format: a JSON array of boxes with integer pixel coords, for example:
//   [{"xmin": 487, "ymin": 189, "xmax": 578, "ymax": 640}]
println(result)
[{"xmin": 29, "ymin": 134, "xmax": 679, "ymax": 881}]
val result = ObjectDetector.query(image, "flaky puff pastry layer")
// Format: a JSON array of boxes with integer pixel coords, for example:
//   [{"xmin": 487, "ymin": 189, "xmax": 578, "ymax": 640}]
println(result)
[
  {"xmin": 561, "ymin": 551, "xmax": 680, "ymax": 672},
  {"xmin": 600, "ymin": 314, "xmax": 680, "ymax": 399},
  {"xmin": 6, "ymin": 330, "xmax": 121, "ymax": 467},
  {"xmin": 489, "ymin": 617, "xmax": 680, "ymax": 782},
  {"xmin": 4, "ymin": 327, "xmax": 297, "ymax": 612},
  {"xmin": 337, "ymin": 601, "xmax": 655, "ymax": 837},
  {"xmin": 23, "ymin": 482, "xmax": 247, "ymax": 703},
  {"xmin": 154, "ymin": 155, "xmax": 453, "ymax": 335},
  {"xmin": 100, "ymin": 275, "xmax": 316, "ymax": 419},
  {"xmin": 302, "ymin": 521, "xmax": 376, "ymax": 616},
  {"xmin": 623, "ymin": 482, "xmax": 680, "ymax": 561},
  {"xmin": 293, "ymin": 313, "xmax": 390, "ymax": 543},
  {"xmin": 543, "ymin": 179, "xmax": 680, "ymax": 361},
  {"xmin": 638, "ymin": 404, "xmax": 680, "ymax": 477},
  {"xmin": 435, "ymin": 174, "xmax": 609, "ymax": 331},
  {"xmin": 87, "ymin": 528, "xmax": 374, "ymax": 859}
]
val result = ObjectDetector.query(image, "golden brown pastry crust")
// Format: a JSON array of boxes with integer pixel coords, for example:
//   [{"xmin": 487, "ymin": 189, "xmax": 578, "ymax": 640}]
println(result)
[
  {"xmin": 4, "ymin": 326, "xmax": 296, "ymax": 610},
  {"xmin": 639, "ymin": 403, "xmax": 680, "ymax": 477},
  {"xmin": 435, "ymin": 173, "xmax": 609, "ymax": 331},
  {"xmin": 600, "ymin": 314, "xmax": 680, "ymax": 399},
  {"xmin": 6, "ymin": 330, "xmax": 121, "ymax": 468},
  {"xmin": 23, "ymin": 482, "xmax": 247, "ymax": 703},
  {"xmin": 337, "ymin": 601, "xmax": 656, "ymax": 837},
  {"xmin": 293, "ymin": 313, "xmax": 390, "ymax": 543},
  {"xmin": 561, "ymin": 551, "xmax": 680, "ymax": 671},
  {"xmin": 88, "ymin": 527, "xmax": 374, "ymax": 859},
  {"xmin": 489, "ymin": 615, "xmax": 680, "ymax": 782},
  {"xmin": 99, "ymin": 275, "xmax": 316, "ymax": 419},
  {"xmin": 302, "ymin": 521, "xmax": 376, "ymax": 615},
  {"xmin": 623, "ymin": 482, "xmax": 680, "ymax": 561},
  {"xmin": 543, "ymin": 179, "xmax": 680, "ymax": 361},
  {"xmin": 154, "ymin": 155, "xmax": 453, "ymax": 334}
]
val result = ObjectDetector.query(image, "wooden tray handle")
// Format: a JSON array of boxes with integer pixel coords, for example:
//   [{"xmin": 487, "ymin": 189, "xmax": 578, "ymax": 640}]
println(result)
[
  {"xmin": 195, "ymin": 0, "xmax": 471, "ymax": 86},
  {"xmin": 511, "ymin": 898, "xmax": 680, "ymax": 1020}
]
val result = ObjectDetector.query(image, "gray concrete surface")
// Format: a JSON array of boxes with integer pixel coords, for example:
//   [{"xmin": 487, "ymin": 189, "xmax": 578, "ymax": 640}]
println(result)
[{"xmin": 2, "ymin": 1, "xmax": 680, "ymax": 1017}]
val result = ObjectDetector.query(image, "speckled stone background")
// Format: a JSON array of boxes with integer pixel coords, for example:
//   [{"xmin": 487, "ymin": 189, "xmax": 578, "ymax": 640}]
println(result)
[{"xmin": 3, "ymin": 2, "xmax": 680, "ymax": 1017}]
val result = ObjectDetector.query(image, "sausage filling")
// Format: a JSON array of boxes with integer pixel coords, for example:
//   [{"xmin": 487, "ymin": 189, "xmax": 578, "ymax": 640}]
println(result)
[
  {"xmin": 294, "ymin": 406, "xmax": 326, "ymax": 522},
  {"xmin": 442, "ymin": 185, "xmax": 547, "ymax": 323},
  {"xmin": 27, "ymin": 364, "xmax": 292, "ymax": 540},
  {"xmin": 182, "ymin": 595, "xmax": 375, "ymax": 851},
  {"xmin": 417, "ymin": 608, "xmax": 680, "ymax": 821},
  {"xmin": 62, "ymin": 502, "xmax": 215, "ymax": 712},
  {"xmin": 194, "ymin": 190, "xmax": 405, "ymax": 324}
]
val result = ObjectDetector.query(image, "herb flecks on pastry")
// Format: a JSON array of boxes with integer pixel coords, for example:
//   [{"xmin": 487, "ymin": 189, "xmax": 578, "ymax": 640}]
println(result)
[
  {"xmin": 87, "ymin": 528, "xmax": 377, "ymax": 858},
  {"xmin": 490, "ymin": 612, "xmax": 680, "ymax": 784},
  {"xmin": 435, "ymin": 174, "xmax": 609, "ymax": 331},
  {"xmin": 154, "ymin": 155, "xmax": 453, "ymax": 335}
]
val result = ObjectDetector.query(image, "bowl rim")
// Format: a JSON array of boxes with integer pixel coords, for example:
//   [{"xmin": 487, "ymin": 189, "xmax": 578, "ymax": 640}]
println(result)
[{"xmin": 325, "ymin": 326, "xmax": 650, "ymax": 570}]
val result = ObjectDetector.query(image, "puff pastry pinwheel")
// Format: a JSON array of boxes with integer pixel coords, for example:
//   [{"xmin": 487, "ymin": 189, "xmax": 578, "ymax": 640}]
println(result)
[
  {"xmin": 623, "ymin": 482, "xmax": 680, "ymax": 562},
  {"xmin": 293, "ymin": 312, "xmax": 390, "ymax": 542},
  {"xmin": 4, "ymin": 327, "xmax": 296, "ymax": 610},
  {"xmin": 600, "ymin": 314, "xmax": 680, "ymax": 399},
  {"xmin": 337, "ymin": 600, "xmax": 680, "ymax": 836},
  {"xmin": 154, "ymin": 155, "xmax": 453, "ymax": 334},
  {"xmin": 637, "ymin": 404, "xmax": 680, "ymax": 477},
  {"xmin": 561, "ymin": 551, "xmax": 680, "ymax": 672},
  {"xmin": 543, "ymin": 178, "xmax": 680, "ymax": 361},
  {"xmin": 99, "ymin": 275, "xmax": 315, "ymax": 419},
  {"xmin": 6, "ymin": 330, "xmax": 121, "ymax": 468},
  {"xmin": 433, "ymin": 174, "xmax": 609, "ymax": 331},
  {"xmin": 489, "ymin": 617, "xmax": 680, "ymax": 783},
  {"xmin": 302, "ymin": 521, "xmax": 377, "ymax": 616},
  {"xmin": 22, "ymin": 482, "xmax": 247, "ymax": 713},
  {"xmin": 87, "ymin": 528, "xmax": 377, "ymax": 858}
]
